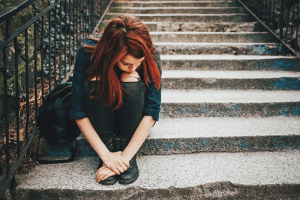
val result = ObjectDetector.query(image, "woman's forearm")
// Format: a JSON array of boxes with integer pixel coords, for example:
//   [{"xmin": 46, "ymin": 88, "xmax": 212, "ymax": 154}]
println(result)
[
  {"xmin": 122, "ymin": 115, "xmax": 155, "ymax": 161},
  {"xmin": 76, "ymin": 116, "xmax": 155, "ymax": 164},
  {"xmin": 75, "ymin": 117, "xmax": 110, "ymax": 159},
  {"xmin": 76, "ymin": 117, "xmax": 129, "ymax": 174}
]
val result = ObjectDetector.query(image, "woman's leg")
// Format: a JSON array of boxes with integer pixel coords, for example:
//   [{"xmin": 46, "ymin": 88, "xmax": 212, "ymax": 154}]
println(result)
[
  {"xmin": 84, "ymin": 81, "xmax": 118, "ymax": 185},
  {"xmin": 85, "ymin": 81, "xmax": 115, "ymax": 141},
  {"xmin": 116, "ymin": 78, "xmax": 146, "ymax": 184},
  {"xmin": 117, "ymin": 80, "xmax": 146, "ymax": 140}
]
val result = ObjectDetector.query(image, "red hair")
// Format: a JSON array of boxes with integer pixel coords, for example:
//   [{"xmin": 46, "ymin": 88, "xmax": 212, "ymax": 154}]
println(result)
[{"xmin": 83, "ymin": 15, "xmax": 161, "ymax": 110}]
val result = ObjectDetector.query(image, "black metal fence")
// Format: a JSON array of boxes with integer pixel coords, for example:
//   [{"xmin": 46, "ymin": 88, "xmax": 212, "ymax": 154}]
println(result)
[
  {"xmin": 238, "ymin": 0, "xmax": 300, "ymax": 57},
  {"xmin": 0, "ymin": 0, "xmax": 112, "ymax": 198}
]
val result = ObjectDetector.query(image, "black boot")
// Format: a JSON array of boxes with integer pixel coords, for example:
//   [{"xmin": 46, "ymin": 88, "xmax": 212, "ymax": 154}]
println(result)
[
  {"xmin": 98, "ymin": 137, "xmax": 118, "ymax": 185},
  {"xmin": 118, "ymin": 138, "xmax": 139, "ymax": 184}
]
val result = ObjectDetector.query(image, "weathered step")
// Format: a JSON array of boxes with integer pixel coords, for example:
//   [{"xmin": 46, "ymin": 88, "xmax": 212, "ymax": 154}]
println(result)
[
  {"xmin": 150, "ymin": 32, "xmax": 275, "ymax": 43},
  {"xmin": 145, "ymin": 117, "xmax": 300, "ymax": 153},
  {"xmin": 161, "ymin": 90, "xmax": 300, "ymax": 117},
  {"xmin": 109, "ymin": 7, "xmax": 247, "ymax": 14},
  {"xmin": 111, "ymin": 1, "xmax": 240, "ymax": 8},
  {"xmin": 160, "ymin": 55, "xmax": 300, "ymax": 71},
  {"xmin": 14, "ymin": 151, "xmax": 300, "ymax": 199},
  {"xmin": 105, "ymin": 13, "xmax": 253, "ymax": 22},
  {"xmin": 161, "ymin": 70, "xmax": 300, "ymax": 90},
  {"xmin": 39, "ymin": 116, "xmax": 300, "ymax": 158},
  {"xmin": 156, "ymin": 42, "xmax": 290, "ymax": 55},
  {"xmin": 100, "ymin": 21, "xmax": 262, "ymax": 32}
]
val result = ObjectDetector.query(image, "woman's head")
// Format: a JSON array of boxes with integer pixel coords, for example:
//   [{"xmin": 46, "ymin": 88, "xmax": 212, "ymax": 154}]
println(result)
[
  {"xmin": 117, "ymin": 55, "xmax": 145, "ymax": 73},
  {"xmin": 85, "ymin": 15, "xmax": 161, "ymax": 109}
]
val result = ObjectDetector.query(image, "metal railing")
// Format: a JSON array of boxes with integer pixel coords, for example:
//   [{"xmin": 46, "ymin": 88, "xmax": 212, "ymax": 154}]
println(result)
[
  {"xmin": 238, "ymin": 0, "xmax": 300, "ymax": 58},
  {"xmin": 0, "ymin": 0, "xmax": 113, "ymax": 198}
]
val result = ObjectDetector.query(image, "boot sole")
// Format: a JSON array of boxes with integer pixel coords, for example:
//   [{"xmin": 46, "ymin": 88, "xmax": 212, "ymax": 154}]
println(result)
[{"xmin": 99, "ymin": 177, "xmax": 118, "ymax": 185}]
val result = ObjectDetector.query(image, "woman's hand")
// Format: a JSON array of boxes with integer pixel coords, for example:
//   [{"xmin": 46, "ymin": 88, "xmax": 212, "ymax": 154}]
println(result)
[
  {"xmin": 96, "ymin": 165, "xmax": 117, "ymax": 182},
  {"xmin": 75, "ymin": 118, "xmax": 129, "ymax": 174},
  {"xmin": 101, "ymin": 151, "xmax": 130, "ymax": 175},
  {"xmin": 96, "ymin": 152, "xmax": 130, "ymax": 182}
]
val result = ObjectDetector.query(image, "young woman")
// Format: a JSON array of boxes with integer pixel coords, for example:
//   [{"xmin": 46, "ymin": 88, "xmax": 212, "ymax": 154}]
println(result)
[{"xmin": 69, "ymin": 15, "xmax": 161, "ymax": 185}]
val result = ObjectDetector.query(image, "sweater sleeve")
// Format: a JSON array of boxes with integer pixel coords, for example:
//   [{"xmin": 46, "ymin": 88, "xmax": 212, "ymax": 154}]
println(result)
[
  {"xmin": 69, "ymin": 41, "xmax": 93, "ymax": 120},
  {"xmin": 143, "ymin": 48, "xmax": 162, "ymax": 121}
]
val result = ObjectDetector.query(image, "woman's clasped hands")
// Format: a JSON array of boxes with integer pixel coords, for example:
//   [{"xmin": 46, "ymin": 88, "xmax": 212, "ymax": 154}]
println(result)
[{"xmin": 96, "ymin": 151, "xmax": 129, "ymax": 182}]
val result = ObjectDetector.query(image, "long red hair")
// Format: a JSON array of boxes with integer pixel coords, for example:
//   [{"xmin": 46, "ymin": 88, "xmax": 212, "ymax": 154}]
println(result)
[{"xmin": 83, "ymin": 15, "xmax": 161, "ymax": 110}]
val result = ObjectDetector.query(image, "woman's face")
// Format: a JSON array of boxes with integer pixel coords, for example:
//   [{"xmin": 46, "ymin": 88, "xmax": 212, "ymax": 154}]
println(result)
[{"xmin": 117, "ymin": 55, "xmax": 145, "ymax": 73}]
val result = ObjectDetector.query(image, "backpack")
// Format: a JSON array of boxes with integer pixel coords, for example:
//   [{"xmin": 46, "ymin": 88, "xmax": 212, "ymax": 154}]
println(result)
[{"xmin": 37, "ymin": 81, "xmax": 81, "ymax": 164}]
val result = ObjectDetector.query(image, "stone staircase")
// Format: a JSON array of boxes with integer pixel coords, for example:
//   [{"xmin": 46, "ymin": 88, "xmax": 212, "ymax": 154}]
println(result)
[{"xmin": 14, "ymin": 0, "xmax": 300, "ymax": 199}]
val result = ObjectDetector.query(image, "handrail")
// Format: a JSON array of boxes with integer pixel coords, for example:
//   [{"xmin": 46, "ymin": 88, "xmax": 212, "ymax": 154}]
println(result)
[
  {"xmin": 238, "ymin": 0, "xmax": 300, "ymax": 60},
  {"xmin": 0, "ymin": 1, "xmax": 60, "ymax": 49},
  {"xmin": 0, "ymin": 0, "xmax": 38, "ymax": 24}
]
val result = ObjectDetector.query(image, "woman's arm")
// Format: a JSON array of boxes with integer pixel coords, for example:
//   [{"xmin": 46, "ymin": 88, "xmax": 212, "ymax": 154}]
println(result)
[
  {"xmin": 122, "ymin": 115, "xmax": 155, "ymax": 161},
  {"xmin": 75, "ymin": 117, "xmax": 129, "ymax": 174}
]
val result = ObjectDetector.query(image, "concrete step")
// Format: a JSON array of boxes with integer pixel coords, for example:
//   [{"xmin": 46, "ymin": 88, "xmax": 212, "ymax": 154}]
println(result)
[
  {"xmin": 161, "ymin": 90, "xmax": 300, "ymax": 103},
  {"xmin": 160, "ymin": 89, "xmax": 300, "ymax": 117},
  {"xmin": 105, "ymin": 13, "xmax": 253, "ymax": 22},
  {"xmin": 109, "ymin": 7, "xmax": 247, "ymax": 14},
  {"xmin": 156, "ymin": 42, "xmax": 290, "ymax": 55},
  {"xmin": 160, "ymin": 55, "xmax": 300, "ymax": 71},
  {"xmin": 161, "ymin": 70, "xmax": 300, "ymax": 90},
  {"xmin": 100, "ymin": 21, "xmax": 263, "ymax": 32},
  {"xmin": 150, "ymin": 32, "xmax": 275, "ymax": 43},
  {"xmin": 14, "ymin": 151, "xmax": 300, "ymax": 199},
  {"xmin": 39, "ymin": 116, "xmax": 300, "ymax": 157},
  {"xmin": 111, "ymin": 1, "xmax": 240, "ymax": 8}
]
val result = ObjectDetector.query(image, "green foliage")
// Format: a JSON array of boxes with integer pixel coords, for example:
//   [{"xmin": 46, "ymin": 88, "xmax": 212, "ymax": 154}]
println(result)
[
  {"xmin": 106, "ymin": 15, "xmax": 115, "ymax": 20},
  {"xmin": 0, "ymin": 0, "xmax": 90, "ymax": 109},
  {"xmin": 100, "ymin": 22, "xmax": 106, "ymax": 29}
]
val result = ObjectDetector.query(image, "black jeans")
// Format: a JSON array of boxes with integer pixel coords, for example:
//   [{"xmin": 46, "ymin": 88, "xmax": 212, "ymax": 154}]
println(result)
[{"xmin": 84, "ymin": 80, "xmax": 146, "ymax": 142}]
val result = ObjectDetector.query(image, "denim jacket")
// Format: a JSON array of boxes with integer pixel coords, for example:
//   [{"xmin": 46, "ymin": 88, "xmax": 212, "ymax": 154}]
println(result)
[{"xmin": 69, "ymin": 39, "xmax": 162, "ymax": 121}]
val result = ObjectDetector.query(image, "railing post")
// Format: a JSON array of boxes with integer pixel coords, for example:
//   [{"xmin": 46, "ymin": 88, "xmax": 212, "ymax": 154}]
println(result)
[
  {"xmin": 285, "ymin": 0, "xmax": 290, "ymax": 41},
  {"xmin": 34, "ymin": 22, "xmax": 38, "ymax": 122},
  {"xmin": 14, "ymin": 37, "xmax": 20, "ymax": 158},
  {"xmin": 295, "ymin": 0, "xmax": 299, "ymax": 51},
  {"xmin": 10, "ymin": 175, "xmax": 16, "ymax": 190},
  {"xmin": 25, "ymin": 29, "xmax": 29, "ymax": 141},
  {"xmin": 79, "ymin": 0, "xmax": 82, "ymax": 44},
  {"xmin": 59, "ymin": 3, "xmax": 62, "ymax": 83},
  {"xmin": 91, "ymin": 0, "xmax": 95, "ymax": 33},
  {"xmin": 40, "ymin": 16, "xmax": 45, "ymax": 96},
  {"xmin": 68, "ymin": 0, "xmax": 71, "ymax": 71},
  {"xmin": 100, "ymin": 0, "xmax": 103, "ymax": 20},
  {"xmin": 72, "ymin": 0, "xmax": 75, "ymax": 65},
  {"xmin": 64, "ymin": 0, "xmax": 67, "ymax": 78},
  {"xmin": 48, "ymin": 9, "xmax": 52, "ymax": 92},
  {"xmin": 6, "ymin": 18, "xmax": 11, "ymax": 37},
  {"xmin": 4, "ymin": 18, "xmax": 11, "ymax": 178},
  {"xmin": 272, "ymin": 0, "xmax": 275, "ymax": 30},
  {"xmin": 54, "ymin": 6, "xmax": 57, "ymax": 87},
  {"xmin": 280, "ymin": 0, "xmax": 284, "ymax": 39}
]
